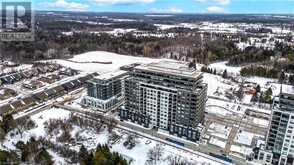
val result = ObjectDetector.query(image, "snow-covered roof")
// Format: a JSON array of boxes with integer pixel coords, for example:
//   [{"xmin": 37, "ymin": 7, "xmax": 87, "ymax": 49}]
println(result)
[
  {"xmin": 94, "ymin": 70, "xmax": 127, "ymax": 80},
  {"xmin": 136, "ymin": 61, "xmax": 202, "ymax": 78},
  {"xmin": 282, "ymin": 85, "xmax": 294, "ymax": 95}
]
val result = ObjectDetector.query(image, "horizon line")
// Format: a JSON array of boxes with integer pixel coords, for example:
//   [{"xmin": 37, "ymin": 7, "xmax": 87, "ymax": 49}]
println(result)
[{"xmin": 33, "ymin": 10, "xmax": 294, "ymax": 15}]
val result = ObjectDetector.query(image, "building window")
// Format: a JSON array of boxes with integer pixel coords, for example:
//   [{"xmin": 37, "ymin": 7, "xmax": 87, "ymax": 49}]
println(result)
[
  {"xmin": 259, "ymin": 153, "xmax": 264, "ymax": 160},
  {"xmin": 266, "ymin": 154, "xmax": 271, "ymax": 162}
]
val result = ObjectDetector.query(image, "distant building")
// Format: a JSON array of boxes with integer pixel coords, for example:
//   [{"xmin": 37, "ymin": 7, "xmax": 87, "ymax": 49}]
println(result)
[
  {"xmin": 119, "ymin": 61, "xmax": 207, "ymax": 142},
  {"xmin": 258, "ymin": 86, "xmax": 294, "ymax": 165},
  {"xmin": 83, "ymin": 70, "xmax": 128, "ymax": 112}
]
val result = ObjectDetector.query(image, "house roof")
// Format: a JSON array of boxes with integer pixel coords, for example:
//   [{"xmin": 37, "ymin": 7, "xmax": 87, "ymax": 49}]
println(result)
[
  {"xmin": 22, "ymin": 97, "xmax": 37, "ymax": 105},
  {"xmin": 34, "ymin": 92, "xmax": 48, "ymax": 100},
  {"xmin": 52, "ymin": 86, "xmax": 65, "ymax": 93},
  {"xmin": 0, "ymin": 104, "xmax": 13, "ymax": 115},
  {"xmin": 10, "ymin": 101, "xmax": 24, "ymax": 109},
  {"xmin": 44, "ymin": 89, "xmax": 56, "ymax": 97}
]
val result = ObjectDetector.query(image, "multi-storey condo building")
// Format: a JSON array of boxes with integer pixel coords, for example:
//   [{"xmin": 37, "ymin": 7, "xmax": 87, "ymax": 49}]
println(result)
[
  {"xmin": 120, "ymin": 61, "xmax": 207, "ymax": 142},
  {"xmin": 258, "ymin": 86, "xmax": 294, "ymax": 165},
  {"xmin": 83, "ymin": 70, "xmax": 127, "ymax": 112}
]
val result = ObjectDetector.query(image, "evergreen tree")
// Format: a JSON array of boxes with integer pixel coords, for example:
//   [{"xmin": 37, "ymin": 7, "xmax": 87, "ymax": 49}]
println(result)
[
  {"xmin": 79, "ymin": 145, "xmax": 91, "ymax": 165},
  {"xmin": 256, "ymin": 85, "xmax": 261, "ymax": 93},
  {"xmin": 237, "ymin": 81, "xmax": 245, "ymax": 101},
  {"xmin": 92, "ymin": 144, "xmax": 128, "ymax": 165},
  {"xmin": 266, "ymin": 88, "xmax": 273, "ymax": 96},
  {"xmin": 289, "ymin": 75, "xmax": 294, "ymax": 85},
  {"xmin": 279, "ymin": 71, "xmax": 286, "ymax": 83},
  {"xmin": 222, "ymin": 69, "xmax": 228, "ymax": 79},
  {"xmin": 264, "ymin": 88, "xmax": 273, "ymax": 103},
  {"xmin": 0, "ymin": 127, "xmax": 6, "ymax": 144},
  {"xmin": 34, "ymin": 148, "xmax": 54, "ymax": 165},
  {"xmin": 201, "ymin": 66, "xmax": 206, "ymax": 72},
  {"xmin": 0, "ymin": 150, "xmax": 19, "ymax": 164},
  {"xmin": 288, "ymin": 53, "xmax": 294, "ymax": 62},
  {"xmin": 1, "ymin": 114, "xmax": 16, "ymax": 133}
]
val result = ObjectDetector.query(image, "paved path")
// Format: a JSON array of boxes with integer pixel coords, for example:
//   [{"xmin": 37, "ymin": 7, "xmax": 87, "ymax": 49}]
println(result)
[{"xmin": 224, "ymin": 127, "xmax": 239, "ymax": 155}]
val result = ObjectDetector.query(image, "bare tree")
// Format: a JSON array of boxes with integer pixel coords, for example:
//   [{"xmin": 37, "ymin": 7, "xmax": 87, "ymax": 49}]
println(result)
[
  {"xmin": 107, "ymin": 118, "xmax": 117, "ymax": 133},
  {"xmin": 0, "ymin": 127, "xmax": 6, "ymax": 144},
  {"xmin": 15, "ymin": 117, "xmax": 30, "ymax": 138},
  {"xmin": 167, "ymin": 155, "xmax": 196, "ymax": 165},
  {"xmin": 147, "ymin": 144, "xmax": 164, "ymax": 164},
  {"xmin": 236, "ymin": 80, "xmax": 245, "ymax": 101}
]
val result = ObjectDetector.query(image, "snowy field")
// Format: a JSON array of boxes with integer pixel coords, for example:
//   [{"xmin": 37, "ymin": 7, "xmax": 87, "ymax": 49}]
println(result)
[
  {"xmin": 206, "ymin": 61, "xmax": 289, "ymax": 97},
  {"xmin": 208, "ymin": 61, "xmax": 241, "ymax": 76},
  {"xmin": 206, "ymin": 99, "xmax": 245, "ymax": 116},
  {"xmin": 1, "ymin": 108, "xmax": 222, "ymax": 165},
  {"xmin": 2, "ymin": 108, "xmax": 71, "ymax": 151},
  {"xmin": 51, "ymin": 52, "xmax": 285, "ymax": 99},
  {"xmin": 203, "ymin": 73, "xmax": 238, "ymax": 98},
  {"xmin": 52, "ymin": 51, "xmax": 168, "ymax": 73}
]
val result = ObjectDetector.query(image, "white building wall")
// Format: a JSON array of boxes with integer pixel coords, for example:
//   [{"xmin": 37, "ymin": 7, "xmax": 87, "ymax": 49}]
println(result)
[
  {"xmin": 83, "ymin": 96, "xmax": 123, "ymax": 113},
  {"xmin": 145, "ymin": 88, "xmax": 158, "ymax": 127},
  {"xmin": 159, "ymin": 91, "xmax": 169, "ymax": 129},
  {"xmin": 281, "ymin": 113, "xmax": 294, "ymax": 156},
  {"xmin": 143, "ymin": 86, "xmax": 172, "ymax": 129}
]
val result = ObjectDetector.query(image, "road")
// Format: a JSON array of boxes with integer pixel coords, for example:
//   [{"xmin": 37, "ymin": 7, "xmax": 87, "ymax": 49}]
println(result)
[
  {"xmin": 55, "ymin": 104, "xmax": 256, "ymax": 165},
  {"xmin": 13, "ymin": 94, "xmax": 261, "ymax": 165},
  {"xmin": 9, "ymin": 84, "xmax": 269, "ymax": 165}
]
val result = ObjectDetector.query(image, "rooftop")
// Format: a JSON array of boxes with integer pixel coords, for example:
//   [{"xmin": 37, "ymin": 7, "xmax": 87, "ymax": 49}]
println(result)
[
  {"xmin": 136, "ymin": 61, "xmax": 201, "ymax": 78},
  {"xmin": 94, "ymin": 70, "xmax": 127, "ymax": 81},
  {"xmin": 281, "ymin": 85, "xmax": 294, "ymax": 95}
]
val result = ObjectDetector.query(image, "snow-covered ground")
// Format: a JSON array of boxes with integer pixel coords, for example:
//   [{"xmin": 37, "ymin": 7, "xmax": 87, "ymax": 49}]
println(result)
[
  {"xmin": 208, "ymin": 61, "xmax": 241, "ymax": 76},
  {"xmin": 105, "ymin": 28, "xmax": 137, "ymax": 36},
  {"xmin": 51, "ymin": 52, "xmax": 284, "ymax": 100},
  {"xmin": 112, "ymin": 134, "xmax": 220, "ymax": 165},
  {"xmin": 234, "ymin": 130, "xmax": 264, "ymax": 146},
  {"xmin": 209, "ymin": 138, "xmax": 226, "ymax": 148},
  {"xmin": 203, "ymin": 73, "xmax": 238, "ymax": 98},
  {"xmin": 52, "ymin": 51, "xmax": 168, "ymax": 73},
  {"xmin": 2, "ymin": 108, "xmax": 71, "ymax": 151},
  {"xmin": 253, "ymin": 118, "xmax": 269, "ymax": 127},
  {"xmin": 2, "ymin": 108, "xmax": 222, "ymax": 165},
  {"xmin": 208, "ymin": 123, "xmax": 232, "ymax": 140},
  {"xmin": 0, "ymin": 64, "xmax": 32, "ymax": 75},
  {"xmin": 206, "ymin": 98, "xmax": 245, "ymax": 116},
  {"xmin": 205, "ymin": 61, "xmax": 289, "ymax": 98},
  {"xmin": 230, "ymin": 145, "xmax": 253, "ymax": 157}
]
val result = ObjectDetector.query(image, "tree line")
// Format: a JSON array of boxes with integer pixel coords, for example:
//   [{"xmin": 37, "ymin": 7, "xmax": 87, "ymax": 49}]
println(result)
[{"xmin": 240, "ymin": 65, "xmax": 279, "ymax": 79}]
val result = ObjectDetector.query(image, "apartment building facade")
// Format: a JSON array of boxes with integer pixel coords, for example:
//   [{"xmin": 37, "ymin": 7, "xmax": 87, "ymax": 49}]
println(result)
[
  {"xmin": 258, "ymin": 86, "xmax": 294, "ymax": 165},
  {"xmin": 119, "ymin": 61, "xmax": 207, "ymax": 142},
  {"xmin": 83, "ymin": 70, "xmax": 127, "ymax": 112}
]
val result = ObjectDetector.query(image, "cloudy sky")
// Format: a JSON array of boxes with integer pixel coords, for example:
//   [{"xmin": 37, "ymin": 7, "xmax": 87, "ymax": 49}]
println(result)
[{"xmin": 34, "ymin": 0, "xmax": 294, "ymax": 14}]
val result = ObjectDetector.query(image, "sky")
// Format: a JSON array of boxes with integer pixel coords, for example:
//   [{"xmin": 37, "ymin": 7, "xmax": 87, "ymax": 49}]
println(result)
[{"xmin": 33, "ymin": 0, "xmax": 294, "ymax": 14}]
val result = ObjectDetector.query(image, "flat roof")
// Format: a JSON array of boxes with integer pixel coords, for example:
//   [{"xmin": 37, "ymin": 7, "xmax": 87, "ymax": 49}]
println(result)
[
  {"xmin": 94, "ymin": 70, "xmax": 127, "ymax": 81},
  {"xmin": 135, "ymin": 61, "xmax": 201, "ymax": 78},
  {"xmin": 282, "ymin": 85, "xmax": 294, "ymax": 95}
]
